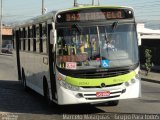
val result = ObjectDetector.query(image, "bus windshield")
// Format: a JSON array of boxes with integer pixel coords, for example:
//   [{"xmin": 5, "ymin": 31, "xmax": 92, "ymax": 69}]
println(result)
[{"xmin": 56, "ymin": 23, "xmax": 138, "ymax": 70}]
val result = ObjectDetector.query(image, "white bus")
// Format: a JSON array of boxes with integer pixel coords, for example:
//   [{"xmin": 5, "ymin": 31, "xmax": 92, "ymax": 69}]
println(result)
[{"xmin": 13, "ymin": 5, "xmax": 141, "ymax": 106}]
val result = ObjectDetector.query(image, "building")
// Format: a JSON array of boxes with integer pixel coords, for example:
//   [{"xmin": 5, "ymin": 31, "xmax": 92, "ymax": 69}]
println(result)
[
  {"xmin": 1, "ymin": 26, "xmax": 13, "ymax": 47},
  {"xmin": 137, "ymin": 23, "xmax": 160, "ymax": 65}
]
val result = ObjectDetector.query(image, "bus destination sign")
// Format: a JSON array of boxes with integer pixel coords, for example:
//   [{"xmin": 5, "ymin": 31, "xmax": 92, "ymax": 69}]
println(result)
[
  {"xmin": 66, "ymin": 11, "xmax": 123, "ymax": 21},
  {"xmin": 57, "ymin": 8, "xmax": 133, "ymax": 22}
]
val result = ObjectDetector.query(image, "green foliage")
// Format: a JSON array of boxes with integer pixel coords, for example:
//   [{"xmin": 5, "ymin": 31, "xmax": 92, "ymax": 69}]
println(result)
[{"xmin": 144, "ymin": 49, "xmax": 153, "ymax": 75}]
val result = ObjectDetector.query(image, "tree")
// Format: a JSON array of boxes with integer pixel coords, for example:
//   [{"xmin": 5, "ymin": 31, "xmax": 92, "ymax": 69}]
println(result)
[{"xmin": 144, "ymin": 49, "xmax": 153, "ymax": 76}]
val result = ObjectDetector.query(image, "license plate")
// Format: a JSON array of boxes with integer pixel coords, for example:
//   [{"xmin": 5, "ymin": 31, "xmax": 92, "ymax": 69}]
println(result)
[{"xmin": 96, "ymin": 91, "xmax": 110, "ymax": 97}]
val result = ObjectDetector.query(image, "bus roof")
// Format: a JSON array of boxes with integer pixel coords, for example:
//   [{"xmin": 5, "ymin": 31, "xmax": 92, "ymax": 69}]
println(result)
[
  {"xmin": 13, "ymin": 11, "xmax": 57, "ymax": 28},
  {"xmin": 60, "ymin": 5, "xmax": 133, "ymax": 11},
  {"xmin": 13, "ymin": 5, "xmax": 133, "ymax": 28}
]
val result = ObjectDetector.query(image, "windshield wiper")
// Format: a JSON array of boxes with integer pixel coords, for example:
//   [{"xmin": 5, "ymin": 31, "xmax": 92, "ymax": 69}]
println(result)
[
  {"xmin": 112, "ymin": 21, "xmax": 118, "ymax": 30},
  {"xmin": 103, "ymin": 21, "xmax": 119, "ymax": 55},
  {"xmin": 71, "ymin": 23, "xmax": 82, "ymax": 34},
  {"xmin": 105, "ymin": 21, "xmax": 119, "ymax": 43}
]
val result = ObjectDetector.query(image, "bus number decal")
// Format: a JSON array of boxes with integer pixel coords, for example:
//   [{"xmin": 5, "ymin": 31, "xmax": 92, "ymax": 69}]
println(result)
[
  {"xmin": 66, "ymin": 62, "xmax": 77, "ymax": 69},
  {"xmin": 79, "ymin": 82, "xmax": 89, "ymax": 86},
  {"xmin": 96, "ymin": 91, "xmax": 110, "ymax": 97}
]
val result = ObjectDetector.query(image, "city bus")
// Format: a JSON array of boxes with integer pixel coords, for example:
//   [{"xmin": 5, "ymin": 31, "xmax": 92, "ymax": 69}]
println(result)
[{"xmin": 13, "ymin": 5, "xmax": 141, "ymax": 106}]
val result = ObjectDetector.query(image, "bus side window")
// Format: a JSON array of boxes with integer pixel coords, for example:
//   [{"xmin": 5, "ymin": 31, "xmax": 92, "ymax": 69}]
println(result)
[
  {"xmin": 28, "ymin": 26, "xmax": 30, "ymax": 51},
  {"xmin": 36, "ymin": 24, "xmax": 40, "ymax": 52},
  {"xmin": 23, "ymin": 28, "xmax": 26, "ymax": 51},
  {"xmin": 42, "ymin": 23, "xmax": 47, "ymax": 53},
  {"xmin": 33, "ymin": 25, "xmax": 36, "ymax": 52},
  {"xmin": 20, "ymin": 28, "xmax": 23, "ymax": 51},
  {"xmin": 39, "ymin": 24, "xmax": 43, "ymax": 53},
  {"xmin": 19, "ymin": 29, "xmax": 22, "ymax": 50},
  {"xmin": 29, "ymin": 26, "xmax": 33, "ymax": 52},
  {"xmin": 25, "ymin": 27, "xmax": 28, "ymax": 51}
]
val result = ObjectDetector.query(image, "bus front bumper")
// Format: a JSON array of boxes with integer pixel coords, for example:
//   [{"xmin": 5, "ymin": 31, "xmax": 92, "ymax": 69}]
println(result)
[{"xmin": 57, "ymin": 79, "xmax": 141, "ymax": 105}]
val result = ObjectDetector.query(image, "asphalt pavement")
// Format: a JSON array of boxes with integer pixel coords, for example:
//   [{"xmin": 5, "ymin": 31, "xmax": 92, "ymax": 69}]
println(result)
[{"xmin": 0, "ymin": 54, "xmax": 160, "ymax": 120}]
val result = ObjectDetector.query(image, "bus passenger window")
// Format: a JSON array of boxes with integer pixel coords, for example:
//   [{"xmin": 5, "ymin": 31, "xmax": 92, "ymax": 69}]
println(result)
[
  {"xmin": 36, "ymin": 25, "xmax": 40, "ymax": 52},
  {"xmin": 39, "ymin": 24, "xmax": 43, "ymax": 53},
  {"xmin": 29, "ymin": 26, "xmax": 33, "ymax": 51},
  {"xmin": 23, "ymin": 28, "xmax": 26, "ymax": 51},
  {"xmin": 33, "ymin": 25, "xmax": 36, "ymax": 52},
  {"xmin": 20, "ymin": 39, "xmax": 23, "ymax": 51},
  {"xmin": 42, "ymin": 23, "xmax": 47, "ymax": 53},
  {"xmin": 28, "ymin": 27, "xmax": 30, "ymax": 51},
  {"xmin": 25, "ymin": 27, "xmax": 28, "ymax": 51},
  {"xmin": 19, "ymin": 29, "xmax": 23, "ymax": 50}
]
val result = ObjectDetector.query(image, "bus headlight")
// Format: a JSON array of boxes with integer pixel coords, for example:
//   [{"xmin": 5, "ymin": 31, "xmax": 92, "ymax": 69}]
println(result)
[
  {"xmin": 135, "ymin": 74, "xmax": 140, "ymax": 79},
  {"xmin": 125, "ymin": 82, "xmax": 130, "ymax": 87},
  {"xmin": 131, "ymin": 78, "xmax": 136, "ymax": 83},
  {"xmin": 124, "ymin": 74, "xmax": 139, "ymax": 87},
  {"xmin": 125, "ymin": 78, "xmax": 136, "ymax": 87},
  {"xmin": 59, "ymin": 80, "xmax": 80, "ymax": 91}
]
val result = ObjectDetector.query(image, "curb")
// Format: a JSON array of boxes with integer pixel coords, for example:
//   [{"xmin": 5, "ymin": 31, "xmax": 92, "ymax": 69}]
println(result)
[
  {"xmin": 0, "ymin": 53, "xmax": 13, "ymax": 56},
  {"xmin": 141, "ymin": 78, "xmax": 160, "ymax": 84}
]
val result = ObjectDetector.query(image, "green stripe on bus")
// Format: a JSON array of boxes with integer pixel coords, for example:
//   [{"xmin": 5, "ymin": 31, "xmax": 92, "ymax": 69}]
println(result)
[{"xmin": 65, "ymin": 71, "xmax": 136, "ymax": 87}]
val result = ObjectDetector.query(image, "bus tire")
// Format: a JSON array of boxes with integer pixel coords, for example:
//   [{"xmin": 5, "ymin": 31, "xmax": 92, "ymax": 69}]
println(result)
[
  {"xmin": 108, "ymin": 100, "xmax": 119, "ymax": 106},
  {"xmin": 22, "ymin": 69, "xmax": 29, "ymax": 91},
  {"xmin": 43, "ymin": 79, "xmax": 52, "ymax": 105}
]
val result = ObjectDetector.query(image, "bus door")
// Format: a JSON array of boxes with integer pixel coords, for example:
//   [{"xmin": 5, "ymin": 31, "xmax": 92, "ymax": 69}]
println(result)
[{"xmin": 47, "ymin": 23, "xmax": 57, "ymax": 100}]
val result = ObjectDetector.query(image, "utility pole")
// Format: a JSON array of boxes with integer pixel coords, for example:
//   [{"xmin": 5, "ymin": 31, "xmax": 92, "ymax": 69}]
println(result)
[
  {"xmin": 0, "ymin": 0, "xmax": 2, "ymax": 49},
  {"xmin": 92, "ymin": 0, "xmax": 95, "ymax": 5},
  {"xmin": 74, "ymin": 0, "xmax": 78, "ymax": 7},
  {"xmin": 98, "ymin": 0, "xmax": 100, "ymax": 5},
  {"xmin": 42, "ymin": 0, "xmax": 44, "ymax": 15},
  {"xmin": 92, "ymin": 0, "xmax": 100, "ymax": 5}
]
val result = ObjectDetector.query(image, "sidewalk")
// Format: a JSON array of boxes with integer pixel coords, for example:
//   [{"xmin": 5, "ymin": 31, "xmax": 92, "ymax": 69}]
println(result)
[
  {"xmin": 140, "ymin": 69, "xmax": 160, "ymax": 84},
  {"xmin": 0, "ymin": 52, "xmax": 13, "ymax": 56}
]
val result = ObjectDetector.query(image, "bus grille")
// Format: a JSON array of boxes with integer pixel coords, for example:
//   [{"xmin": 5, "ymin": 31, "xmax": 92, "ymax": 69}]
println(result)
[
  {"xmin": 85, "ymin": 95, "xmax": 120, "ymax": 100},
  {"xmin": 72, "ymin": 70, "xmax": 130, "ymax": 79},
  {"xmin": 81, "ymin": 83, "xmax": 122, "ymax": 88}
]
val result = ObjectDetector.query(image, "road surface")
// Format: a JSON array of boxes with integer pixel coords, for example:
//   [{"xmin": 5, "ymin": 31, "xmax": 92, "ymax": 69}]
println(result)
[{"xmin": 0, "ymin": 54, "xmax": 159, "ymax": 120}]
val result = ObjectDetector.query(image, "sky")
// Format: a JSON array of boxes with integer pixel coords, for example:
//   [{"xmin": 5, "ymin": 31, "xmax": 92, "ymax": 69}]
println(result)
[{"xmin": 1, "ymin": 0, "xmax": 160, "ymax": 25}]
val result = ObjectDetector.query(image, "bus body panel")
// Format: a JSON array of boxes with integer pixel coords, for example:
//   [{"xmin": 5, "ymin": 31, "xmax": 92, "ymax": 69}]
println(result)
[
  {"xmin": 56, "ymin": 67, "xmax": 141, "ymax": 105},
  {"xmin": 20, "ymin": 51, "xmax": 50, "ymax": 96}
]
